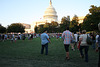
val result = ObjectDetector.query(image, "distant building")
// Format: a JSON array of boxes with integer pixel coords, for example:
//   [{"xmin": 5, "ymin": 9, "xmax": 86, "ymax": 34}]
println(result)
[
  {"xmin": 24, "ymin": 0, "xmax": 85, "ymax": 33},
  {"xmin": 21, "ymin": 23, "xmax": 31, "ymax": 29},
  {"xmin": 78, "ymin": 16, "xmax": 85, "ymax": 24},
  {"xmin": 43, "ymin": 0, "xmax": 58, "ymax": 22},
  {"xmin": 21, "ymin": 23, "xmax": 32, "ymax": 33},
  {"xmin": 31, "ymin": 0, "xmax": 60, "ymax": 32},
  {"xmin": 70, "ymin": 16, "xmax": 85, "ymax": 24}
]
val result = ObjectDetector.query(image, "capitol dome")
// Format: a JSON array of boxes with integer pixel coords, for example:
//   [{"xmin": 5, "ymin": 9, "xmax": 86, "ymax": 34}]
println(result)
[{"xmin": 43, "ymin": 0, "xmax": 58, "ymax": 22}]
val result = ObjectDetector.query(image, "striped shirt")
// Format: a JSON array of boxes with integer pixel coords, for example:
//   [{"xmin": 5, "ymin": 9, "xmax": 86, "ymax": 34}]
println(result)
[{"xmin": 62, "ymin": 30, "xmax": 72, "ymax": 44}]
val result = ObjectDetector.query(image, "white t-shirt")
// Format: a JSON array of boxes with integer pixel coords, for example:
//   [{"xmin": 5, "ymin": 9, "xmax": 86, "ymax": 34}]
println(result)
[
  {"xmin": 79, "ymin": 34, "xmax": 88, "ymax": 46},
  {"xmin": 96, "ymin": 35, "xmax": 99, "ymax": 43},
  {"xmin": 74, "ymin": 34, "xmax": 78, "ymax": 42}
]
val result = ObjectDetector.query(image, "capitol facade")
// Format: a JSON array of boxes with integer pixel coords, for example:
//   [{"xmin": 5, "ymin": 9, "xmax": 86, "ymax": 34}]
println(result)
[
  {"xmin": 30, "ymin": 0, "xmax": 60, "ymax": 33},
  {"xmin": 43, "ymin": 0, "xmax": 58, "ymax": 22},
  {"xmin": 24, "ymin": 0, "xmax": 84, "ymax": 33}
]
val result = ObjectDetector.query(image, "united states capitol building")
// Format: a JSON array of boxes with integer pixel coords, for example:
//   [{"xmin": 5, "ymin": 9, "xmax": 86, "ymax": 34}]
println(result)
[
  {"xmin": 23, "ymin": 0, "xmax": 84, "ymax": 33},
  {"xmin": 30, "ymin": 0, "xmax": 59, "ymax": 33}
]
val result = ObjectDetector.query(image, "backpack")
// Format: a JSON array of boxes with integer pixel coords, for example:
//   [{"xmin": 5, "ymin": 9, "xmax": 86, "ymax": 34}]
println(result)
[{"xmin": 86, "ymin": 35, "xmax": 92, "ymax": 45}]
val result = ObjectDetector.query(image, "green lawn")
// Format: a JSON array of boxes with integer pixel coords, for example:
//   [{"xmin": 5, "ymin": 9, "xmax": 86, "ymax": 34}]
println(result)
[{"xmin": 0, "ymin": 37, "xmax": 99, "ymax": 67}]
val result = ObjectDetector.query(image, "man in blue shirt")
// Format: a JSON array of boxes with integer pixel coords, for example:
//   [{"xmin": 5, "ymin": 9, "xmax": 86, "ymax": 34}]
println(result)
[{"xmin": 41, "ymin": 30, "xmax": 51, "ymax": 55}]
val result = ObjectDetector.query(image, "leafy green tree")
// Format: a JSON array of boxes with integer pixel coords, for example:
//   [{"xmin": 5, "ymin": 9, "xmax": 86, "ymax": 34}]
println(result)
[
  {"xmin": 72, "ymin": 15, "xmax": 79, "ymax": 22},
  {"xmin": 38, "ymin": 24, "xmax": 44, "ymax": 33},
  {"xmin": 60, "ymin": 16, "xmax": 70, "ymax": 31},
  {"xmin": 70, "ymin": 15, "xmax": 79, "ymax": 32},
  {"xmin": 59, "ymin": 24, "xmax": 65, "ymax": 32},
  {"xmin": 50, "ymin": 21, "xmax": 58, "ymax": 33},
  {"xmin": 82, "ymin": 14, "xmax": 93, "ymax": 31},
  {"xmin": 7, "ymin": 23, "xmax": 25, "ymax": 33},
  {"xmin": 0, "ymin": 25, "xmax": 6, "ymax": 33},
  {"xmin": 82, "ymin": 5, "xmax": 100, "ymax": 31},
  {"xmin": 36, "ymin": 21, "xmax": 59, "ymax": 33},
  {"xmin": 51, "ymin": 21, "xmax": 58, "ymax": 27},
  {"xmin": 44, "ymin": 23, "xmax": 50, "ymax": 29},
  {"xmin": 89, "ymin": 5, "xmax": 100, "ymax": 14},
  {"xmin": 61, "ymin": 16, "xmax": 70, "ymax": 26},
  {"xmin": 34, "ymin": 25, "xmax": 38, "ymax": 33},
  {"xmin": 43, "ymin": 23, "xmax": 52, "ymax": 33},
  {"xmin": 78, "ymin": 23, "xmax": 82, "ymax": 31}
]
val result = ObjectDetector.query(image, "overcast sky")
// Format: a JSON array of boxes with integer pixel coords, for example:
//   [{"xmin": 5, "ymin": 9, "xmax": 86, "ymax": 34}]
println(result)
[{"xmin": 0, "ymin": 0, "xmax": 100, "ymax": 27}]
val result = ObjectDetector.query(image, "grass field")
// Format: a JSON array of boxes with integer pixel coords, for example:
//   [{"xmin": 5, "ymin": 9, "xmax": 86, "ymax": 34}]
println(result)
[{"xmin": 0, "ymin": 37, "xmax": 99, "ymax": 67}]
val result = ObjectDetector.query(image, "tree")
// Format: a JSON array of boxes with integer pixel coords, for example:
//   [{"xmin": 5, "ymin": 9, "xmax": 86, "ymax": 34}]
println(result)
[
  {"xmin": 36, "ymin": 21, "xmax": 59, "ymax": 33},
  {"xmin": 0, "ymin": 25, "xmax": 6, "ymax": 33},
  {"xmin": 69, "ymin": 15, "xmax": 79, "ymax": 32},
  {"xmin": 50, "ymin": 21, "xmax": 58, "ymax": 33},
  {"xmin": 34, "ymin": 25, "xmax": 38, "ymax": 33},
  {"xmin": 44, "ymin": 23, "xmax": 50, "ymax": 28},
  {"xmin": 38, "ymin": 24, "xmax": 44, "ymax": 33},
  {"xmin": 51, "ymin": 21, "xmax": 58, "ymax": 27},
  {"xmin": 78, "ymin": 23, "xmax": 82, "ymax": 31},
  {"xmin": 7, "ymin": 23, "xmax": 25, "ymax": 33},
  {"xmin": 82, "ymin": 14, "xmax": 93, "ymax": 31},
  {"xmin": 43, "ymin": 23, "xmax": 51, "ymax": 33},
  {"xmin": 61, "ymin": 16, "xmax": 70, "ymax": 26},
  {"xmin": 82, "ymin": 5, "xmax": 100, "ymax": 31},
  {"xmin": 89, "ymin": 5, "xmax": 100, "ymax": 14},
  {"xmin": 60, "ymin": 16, "xmax": 70, "ymax": 32},
  {"xmin": 72, "ymin": 15, "xmax": 79, "ymax": 22}
]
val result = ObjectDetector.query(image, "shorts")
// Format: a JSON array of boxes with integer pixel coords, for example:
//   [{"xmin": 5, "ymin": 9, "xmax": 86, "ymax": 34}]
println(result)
[{"xmin": 64, "ymin": 44, "xmax": 69, "ymax": 52}]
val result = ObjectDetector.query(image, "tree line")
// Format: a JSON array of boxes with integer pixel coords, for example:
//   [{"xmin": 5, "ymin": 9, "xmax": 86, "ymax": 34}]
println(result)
[
  {"xmin": 0, "ymin": 5, "xmax": 100, "ymax": 33},
  {"xmin": 0, "ymin": 23, "xmax": 25, "ymax": 33},
  {"xmin": 35, "ymin": 5, "xmax": 100, "ymax": 33}
]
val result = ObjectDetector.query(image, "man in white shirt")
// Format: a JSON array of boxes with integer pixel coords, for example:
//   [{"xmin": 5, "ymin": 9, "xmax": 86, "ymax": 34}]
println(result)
[{"xmin": 74, "ymin": 32, "xmax": 78, "ymax": 49}]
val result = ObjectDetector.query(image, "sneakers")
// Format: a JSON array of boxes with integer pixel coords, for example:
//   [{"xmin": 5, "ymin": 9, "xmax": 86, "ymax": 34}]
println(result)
[
  {"xmin": 80, "ymin": 55, "xmax": 84, "ymax": 58},
  {"xmin": 71, "ymin": 48, "xmax": 75, "ymax": 51},
  {"xmin": 65, "ymin": 57, "xmax": 70, "ymax": 60}
]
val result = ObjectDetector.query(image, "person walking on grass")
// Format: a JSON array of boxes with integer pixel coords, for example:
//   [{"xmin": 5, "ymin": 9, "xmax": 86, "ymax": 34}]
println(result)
[
  {"xmin": 79, "ymin": 30, "xmax": 89, "ymax": 62},
  {"xmin": 70, "ymin": 33, "xmax": 75, "ymax": 51},
  {"xmin": 91, "ymin": 32, "xmax": 96, "ymax": 50},
  {"xmin": 40, "ymin": 30, "xmax": 51, "ymax": 55},
  {"xmin": 74, "ymin": 31, "xmax": 78, "ymax": 50},
  {"xmin": 96, "ymin": 23, "xmax": 100, "ymax": 67},
  {"xmin": 77, "ymin": 31, "xmax": 82, "ymax": 50},
  {"xmin": 62, "ymin": 27, "xmax": 73, "ymax": 60}
]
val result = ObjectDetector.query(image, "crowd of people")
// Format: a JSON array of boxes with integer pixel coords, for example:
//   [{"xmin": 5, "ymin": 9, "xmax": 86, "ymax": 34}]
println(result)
[
  {"xmin": 40, "ymin": 24, "xmax": 100, "ymax": 67},
  {"xmin": 0, "ymin": 33, "xmax": 40, "ymax": 42},
  {"xmin": 0, "ymin": 24, "xmax": 100, "ymax": 67}
]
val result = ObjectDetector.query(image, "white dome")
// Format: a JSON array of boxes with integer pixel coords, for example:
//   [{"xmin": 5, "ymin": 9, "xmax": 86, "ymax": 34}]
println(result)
[{"xmin": 43, "ymin": 0, "xmax": 58, "ymax": 22}]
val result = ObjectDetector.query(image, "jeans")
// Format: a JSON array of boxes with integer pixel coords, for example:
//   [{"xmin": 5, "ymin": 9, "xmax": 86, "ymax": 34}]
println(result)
[
  {"xmin": 92, "ymin": 40, "xmax": 96, "ymax": 49},
  {"xmin": 74, "ymin": 42, "xmax": 77, "ymax": 48},
  {"xmin": 41, "ymin": 43, "xmax": 48, "ymax": 55},
  {"xmin": 79, "ymin": 46, "xmax": 89, "ymax": 62}
]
